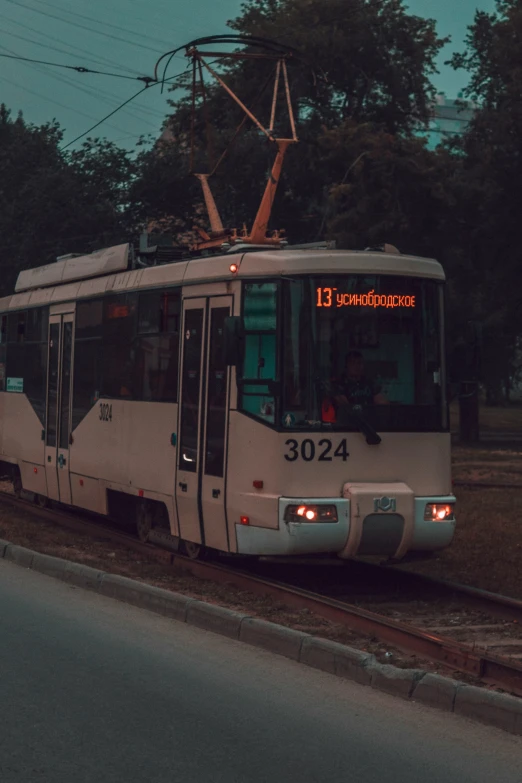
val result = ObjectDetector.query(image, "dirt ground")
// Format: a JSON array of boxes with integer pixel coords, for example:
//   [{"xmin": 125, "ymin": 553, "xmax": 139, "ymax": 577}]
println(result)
[{"xmin": 396, "ymin": 443, "xmax": 522, "ymax": 598}]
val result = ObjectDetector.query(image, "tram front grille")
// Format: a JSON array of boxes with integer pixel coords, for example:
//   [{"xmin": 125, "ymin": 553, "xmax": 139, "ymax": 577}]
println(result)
[{"xmin": 357, "ymin": 513, "xmax": 404, "ymax": 556}]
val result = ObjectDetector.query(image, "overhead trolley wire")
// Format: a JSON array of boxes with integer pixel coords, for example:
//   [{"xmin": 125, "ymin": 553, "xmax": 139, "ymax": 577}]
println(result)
[
  {"xmin": 0, "ymin": 50, "xmax": 154, "ymax": 83},
  {"xmin": 60, "ymin": 85, "xmax": 153, "ymax": 150},
  {"xmin": 0, "ymin": 12, "xmax": 143, "ymax": 75},
  {"xmin": 59, "ymin": 67, "xmax": 190, "ymax": 150},
  {"xmin": 19, "ymin": 61, "xmax": 164, "ymax": 128},
  {"xmin": 32, "ymin": 0, "xmax": 182, "ymax": 53},
  {"xmin": 0, "ymin": 71, "xmax": 129, "ymax": 135},
  {"xmin": 4, "ymin": 0, "xmax": 175, "ymax": 56}
]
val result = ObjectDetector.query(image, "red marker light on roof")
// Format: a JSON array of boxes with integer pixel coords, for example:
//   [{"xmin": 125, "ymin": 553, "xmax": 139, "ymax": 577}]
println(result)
[
  {"xmin": 253, "ymin": 480, "xmax": 263, "ymax": 489},
  {"xmin": 229, "ymin": 263, "xmax": 238, "ymax": 274},
  {"xmin": 33, "ymin": 467, "xmax": 38, "ymax": 474},
  {"xmin": 240, "ymin": 515, "xmax": 249, "ymax": 525},
  {"xmin": 139, "ymin": 489, "xmax": 144, "ymax": 497}
]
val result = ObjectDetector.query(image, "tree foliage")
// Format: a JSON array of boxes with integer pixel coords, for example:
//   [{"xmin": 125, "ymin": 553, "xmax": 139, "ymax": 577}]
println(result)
[
  {"xmin": 0, "ymin": 106, "xmax": 134, "ymax": 297},
  {"xmin": 133, "ymin": 0, "xmax": 448, "ymax": 244},
  {"xmin": 448, "ymin": 0, "xmax": 522, "ymax": 400}
]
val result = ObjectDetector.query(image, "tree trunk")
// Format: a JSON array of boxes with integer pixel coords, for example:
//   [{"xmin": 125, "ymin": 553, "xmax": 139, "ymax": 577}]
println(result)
[{"xmin": 459, "ymin": 382, "xmax": 480, "ymax": 443}]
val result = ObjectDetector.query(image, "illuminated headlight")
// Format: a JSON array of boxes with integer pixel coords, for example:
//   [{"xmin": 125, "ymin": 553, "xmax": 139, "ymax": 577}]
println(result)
[
  {"xmin": 284, "ymin": 504, "xmax": 338, "ymax": 523},
  {"xmin": 424, "ymin": 503, "xmax": 455, "ymax": 522}
]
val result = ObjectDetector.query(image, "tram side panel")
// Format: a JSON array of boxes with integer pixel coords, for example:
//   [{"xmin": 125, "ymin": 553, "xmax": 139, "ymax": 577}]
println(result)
[
  {"xmin": 1, "ymin": 393, "xmax": 47, "ymax": 496},
  {"xmin": 69, "ymin": 400, "xmax": 179, "ymax": 529}
]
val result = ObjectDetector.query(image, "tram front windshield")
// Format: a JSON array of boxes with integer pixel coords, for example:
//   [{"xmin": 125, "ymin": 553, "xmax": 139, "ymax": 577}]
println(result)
[{"xmin": 281, "ymin": 275, "xmax": 446, "ymax": 432}]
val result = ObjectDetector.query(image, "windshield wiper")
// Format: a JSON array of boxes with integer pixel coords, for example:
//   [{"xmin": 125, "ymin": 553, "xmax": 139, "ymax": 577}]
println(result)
[{"xmin": 337, "ymin": 404, "xmax": 382, "ymax": 445}]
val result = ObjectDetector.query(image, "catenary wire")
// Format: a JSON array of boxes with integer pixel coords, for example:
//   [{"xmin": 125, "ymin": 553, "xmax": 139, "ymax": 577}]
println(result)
[
  {"xmin": 16, "ymin": 59, "xmax": 165, "ymax": 128},
  {"xmin": 32, "ymin": 0, "xmax": 181, "ymax": 52},
  {"xmin": 59, "ymin": 67, "xmax": 190, "ymax": 150},
  {"xmin": 60, "ymin": 85, "xmax": 154, "ymax": 150},
  {"xmin": 0, "ymin": 50, "xmax": 153, "ymax": 82},
  {"xmin": 0, "ymin": 71, "xmax": 129, "ymax": 135},
  {"xmin": 0, "ymin": 42, "xmax": 163, "ymax": 128},
  {"xmin": 0, "ymin": 12, "xmax": 143, "ymax": 75},
  {"xmin": 4, "ymin": 0, "xmax": 180, "ymax": 56}
]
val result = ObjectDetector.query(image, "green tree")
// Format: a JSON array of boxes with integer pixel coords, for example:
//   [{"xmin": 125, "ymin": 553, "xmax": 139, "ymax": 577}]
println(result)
[
  {"xmin": 138, "ymin": 0, "xmax": 449, "ymax": 243},
  {"xmin": 229, "ymin": 0, "xmax": 447, "ymax": 130},
  {"xmin": 317, "ymin": 120, "xmax": 457, "ymax": 255},
  {"xmin": 449, "ymin": 0, "xmax": 522, "ymax": 402},
  {"xmin": 0, "ymin": 106, "xmax": 135, "ymax": 297}
]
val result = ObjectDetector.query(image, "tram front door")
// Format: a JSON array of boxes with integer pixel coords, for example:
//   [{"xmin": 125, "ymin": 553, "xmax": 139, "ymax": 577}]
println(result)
[
  {"xmin": 44, "ymin": 311, "xmax": 74, "ymax": 504},
  {"xmin": 175, "ymin": 296, "xmax": 232, "ymax": 552}
]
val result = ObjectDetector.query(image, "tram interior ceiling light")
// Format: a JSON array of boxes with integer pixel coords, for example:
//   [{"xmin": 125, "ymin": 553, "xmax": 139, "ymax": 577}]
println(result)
[
  {"xmin": 424, "ymin": 503, "xmax": 455, "ymax": 522},
  {"xmin": 284, "ymin": 504, "xmax": 338, "ymax": 523}
]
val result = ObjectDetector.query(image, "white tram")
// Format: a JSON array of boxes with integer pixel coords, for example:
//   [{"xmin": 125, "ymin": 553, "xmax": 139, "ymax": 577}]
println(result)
[{"xmin": 0, "ymin": 242, "xmax": 456, "ymax": 560}]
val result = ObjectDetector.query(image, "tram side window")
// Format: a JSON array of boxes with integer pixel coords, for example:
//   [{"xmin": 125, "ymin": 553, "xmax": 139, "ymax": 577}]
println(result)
[
  {"xmin": 102, "ymin": 294, "xmax": 138, "ymax": 398},
  {"xmin": 4, "ymin": 307, "xmax": 49, "ymax": 423},
  {"xmin": 239, "ymin": 282, "xmax": 279, "ymax": 424},
  {"xmin": 72, "ymin": 291, "xmax": 181, "ymax": 422},
  {"xmin": 135, "ymin": 291, "xmax": 180, "ymax": 401},
  {"xmin": 73, "ymin": 299, "xmax": 103, "ymax": 430}
]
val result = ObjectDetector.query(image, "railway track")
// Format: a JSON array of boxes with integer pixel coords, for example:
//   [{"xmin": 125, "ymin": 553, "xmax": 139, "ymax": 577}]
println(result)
[
  {"xmin": 2, "ymin": 489, "xmax": 522, "ymax": 696},
  {"xmin": 453, "ymin": 480, "xmax": 522, "ymax": 490}
]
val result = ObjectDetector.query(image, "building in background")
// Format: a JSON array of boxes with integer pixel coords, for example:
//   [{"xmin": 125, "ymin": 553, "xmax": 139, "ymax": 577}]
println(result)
[{"xmin": 420, "ymin": 92, "xmax": 477, "ymax": 148}]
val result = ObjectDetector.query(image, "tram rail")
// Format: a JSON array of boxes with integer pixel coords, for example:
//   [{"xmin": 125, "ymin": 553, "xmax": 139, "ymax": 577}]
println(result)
[
  {"xmin": 453, "ymin": 480, "xmax": 522, "ymax": 490},
  {"xmin": 2, "ymin": 489, "xmax": 522, "ymax": 697}
]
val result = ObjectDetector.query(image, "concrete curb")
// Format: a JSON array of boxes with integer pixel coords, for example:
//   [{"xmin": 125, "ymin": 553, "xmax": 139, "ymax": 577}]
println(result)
[{"xmin": 1, "ymin": 538, "xmax": 522, "ymax": 737}]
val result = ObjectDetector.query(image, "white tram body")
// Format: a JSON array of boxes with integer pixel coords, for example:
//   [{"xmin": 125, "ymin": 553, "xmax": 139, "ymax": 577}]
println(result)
[{"xmin": 0, "ymin": 243, "xmax": 456, "ymax": 560}]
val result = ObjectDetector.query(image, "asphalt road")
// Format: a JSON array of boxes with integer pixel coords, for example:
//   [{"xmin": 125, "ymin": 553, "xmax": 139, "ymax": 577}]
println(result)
[{"xmin": 1, "ymin": 559, "xmax": 521, "ymax": 783}]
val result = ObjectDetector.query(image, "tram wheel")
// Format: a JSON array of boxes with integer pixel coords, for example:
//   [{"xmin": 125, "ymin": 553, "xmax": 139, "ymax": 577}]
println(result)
[
  {"xmin": 136, "ymin": 502, "xmax": 153, "ymax": 543},
  {"xmin": 35, "ymin": 494, "xmax": 50, "ymax": 509},
  {"xmin": 181, "ymin": 540, "xmax": 205, "ymax": 560},
  {"xmin": 12, "ymin": 475, "xmax": 22, "ymax": 499}
]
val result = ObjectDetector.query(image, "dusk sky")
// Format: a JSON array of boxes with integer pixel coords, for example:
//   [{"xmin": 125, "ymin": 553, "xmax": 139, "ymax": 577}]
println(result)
[{"xmin": 0, "ymin": 0, "xmax": 497, "ymax": 150}]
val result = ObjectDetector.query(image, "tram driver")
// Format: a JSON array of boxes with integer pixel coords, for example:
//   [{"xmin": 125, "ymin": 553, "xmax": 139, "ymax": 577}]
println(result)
[{"xmin": 322, "ymin": 350, "xmax": 388, "ymax": 422}]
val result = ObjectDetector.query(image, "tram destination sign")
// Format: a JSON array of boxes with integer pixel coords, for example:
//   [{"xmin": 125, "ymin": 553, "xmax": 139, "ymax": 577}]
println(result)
[{"xmin": 316, "ymin": 287, "xmax": 416, "ymax": 309}]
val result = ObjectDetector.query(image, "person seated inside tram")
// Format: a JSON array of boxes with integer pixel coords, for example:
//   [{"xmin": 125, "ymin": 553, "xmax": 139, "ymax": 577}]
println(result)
[{"xmin": 322, "ymin": 350, "xmax": 388, "ymax": 421}]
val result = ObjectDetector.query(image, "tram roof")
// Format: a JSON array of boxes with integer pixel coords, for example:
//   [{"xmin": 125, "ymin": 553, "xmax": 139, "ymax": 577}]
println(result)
[{"xmin": 1, "ymin": 246, "xmax": 444, "ymax": 312}]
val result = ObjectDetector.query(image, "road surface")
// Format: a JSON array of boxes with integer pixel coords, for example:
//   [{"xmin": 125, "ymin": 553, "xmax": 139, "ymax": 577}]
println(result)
[{"xmin": 1, "ymin": 559, "xmax": 521, "ymax": 782}]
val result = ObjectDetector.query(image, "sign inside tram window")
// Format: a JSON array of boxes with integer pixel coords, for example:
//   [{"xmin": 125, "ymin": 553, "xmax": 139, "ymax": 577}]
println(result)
[
  {"xmin": 316, "ymin": 288, "xmax": 416, "ymax": 309},
  {"xmin": 107, "ymin": 303, "xmax": 129, "ymax": 319},
  {"xmin": 7, "ymin": 377, "xmax": 23, "ymax": 392}
]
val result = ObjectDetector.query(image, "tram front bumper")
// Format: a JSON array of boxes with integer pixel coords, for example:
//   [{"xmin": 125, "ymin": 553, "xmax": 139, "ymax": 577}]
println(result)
[
  {"xmin": 336, "ymin": 483, "xmax": 456, "ymax": 560},
  {"xmin": 235, "ymin": 498, "xmax": 350, "ymax": 557},
  {"xmin": 234, "ymin": 492, "xmax": 456, "ymax": 558}
]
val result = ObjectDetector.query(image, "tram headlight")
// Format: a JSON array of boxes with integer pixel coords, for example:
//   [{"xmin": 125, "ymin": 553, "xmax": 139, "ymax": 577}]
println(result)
[
  {"xmin": 284, "ymin": 504, "xmax": 338, "ymax": 523},
  {"xmin": 424, "ymin": 503, "xmax": 455, "ymax": 522}
]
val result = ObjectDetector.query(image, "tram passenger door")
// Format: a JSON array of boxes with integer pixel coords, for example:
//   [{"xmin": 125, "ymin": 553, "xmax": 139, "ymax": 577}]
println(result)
[
  {"xmin": 44, "ymin": 313, "xmax": 74, "ymax": 504},
  {"xmin": 200, "ymin": 298, "xmax": 231, "ymax": 551},
  {"xmin": 176, "ymin": 296, "xmax": 232, "ymax": 551},
  {"xmin": 176, "ymin": 299, "xmax": 206, "ymax": 546}
]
